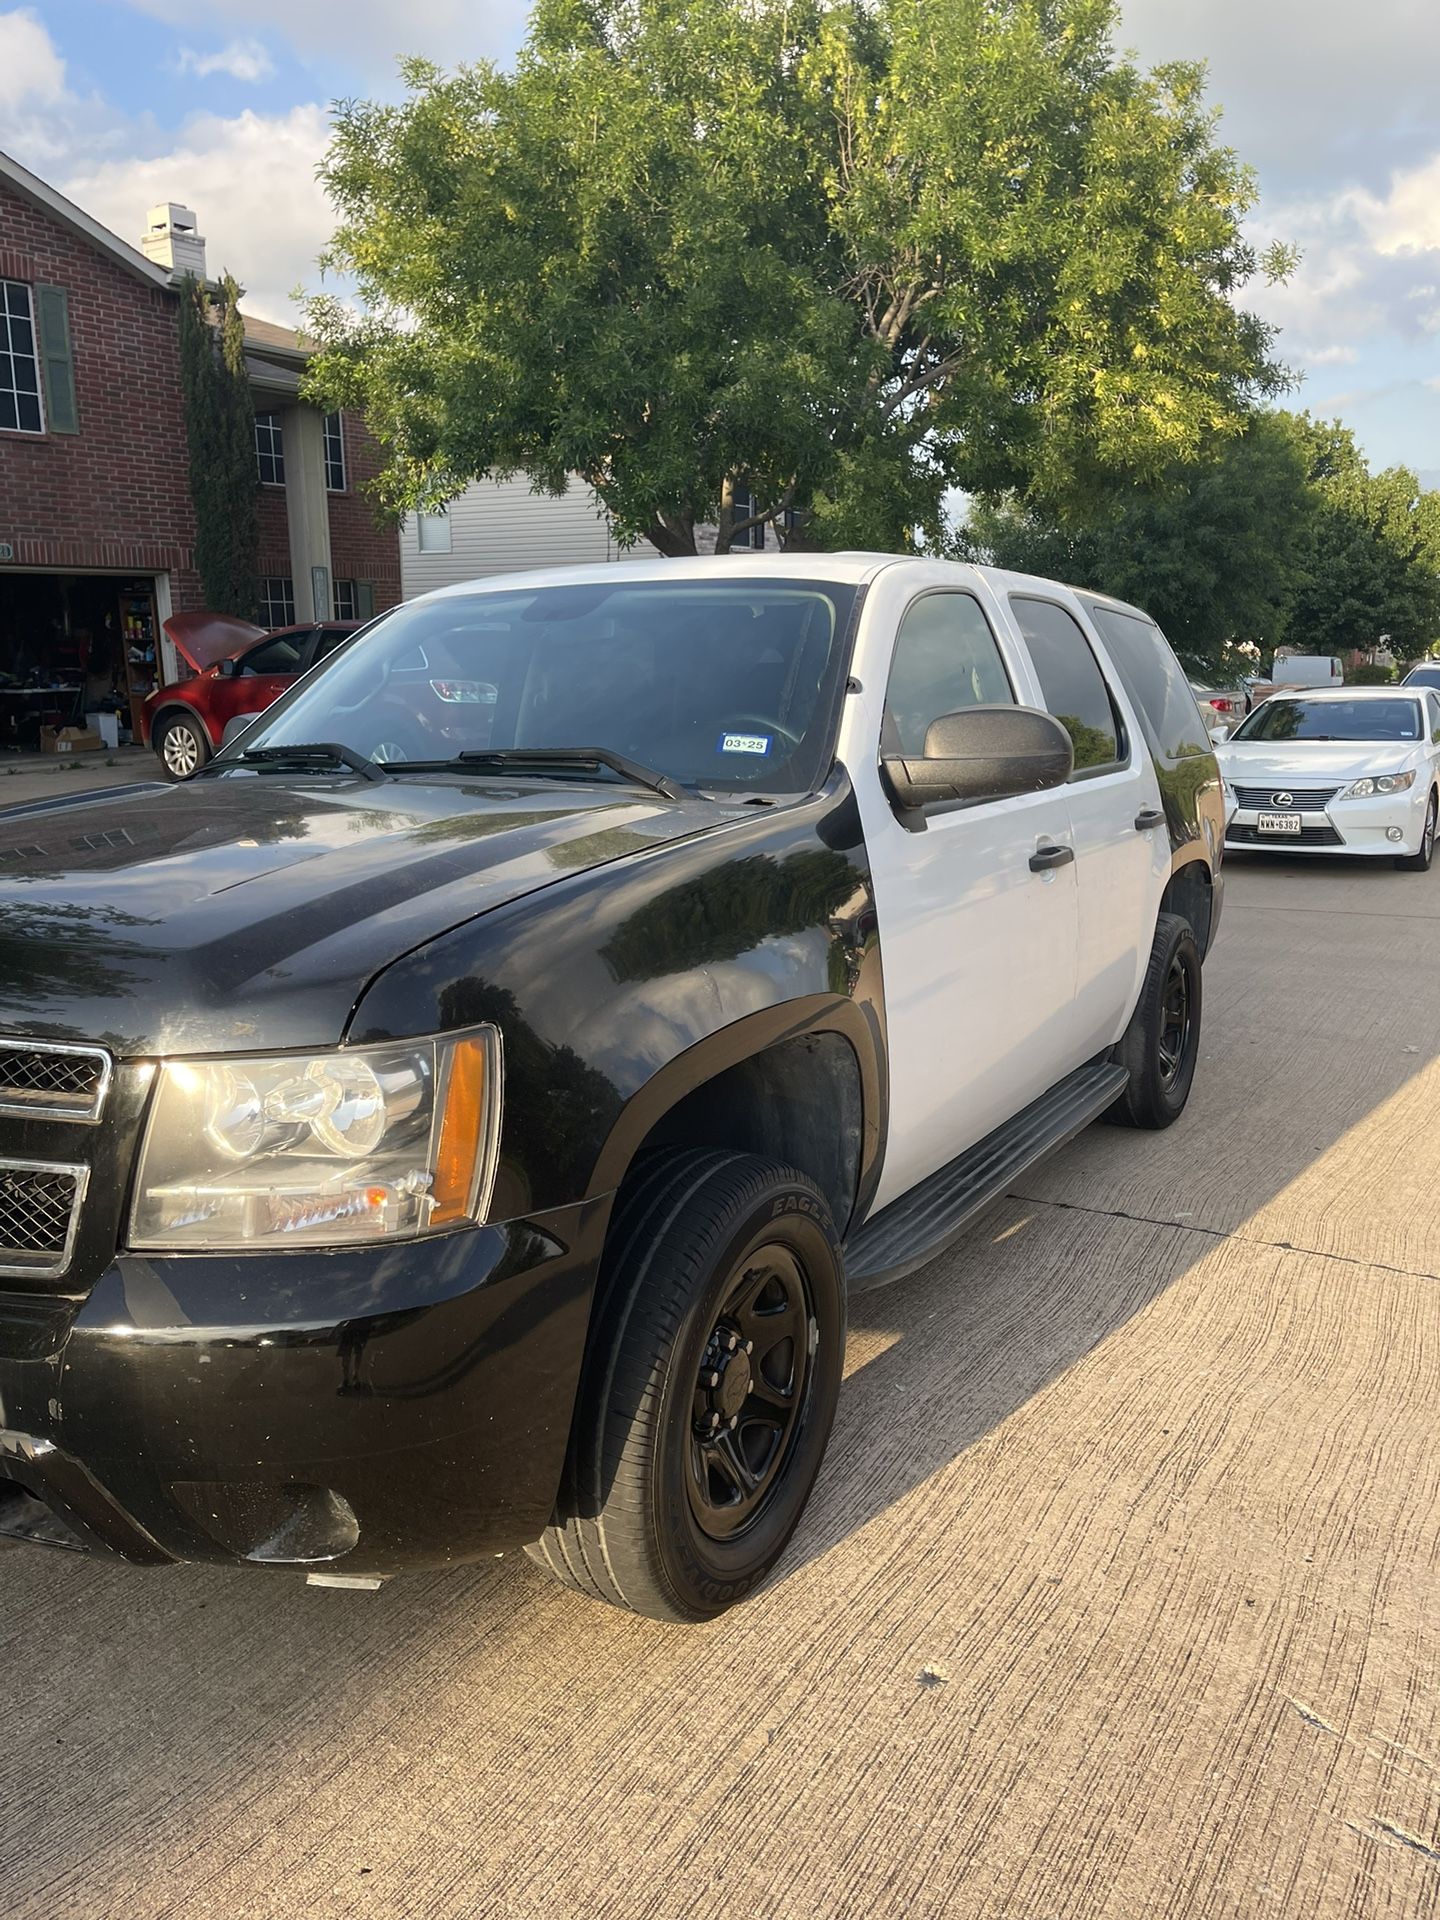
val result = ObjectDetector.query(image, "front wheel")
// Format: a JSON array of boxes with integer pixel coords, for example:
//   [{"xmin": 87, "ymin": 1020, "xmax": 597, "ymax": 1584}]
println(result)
[
  {"xmin": 526, "ymin": 1149, "xmax": 846, "ymax": 1621},
  {"xmin": 1395, "ymin": 790, "xmax": 1437, "ymax": 872},
  {"xmin": 1106, "ymin": 911, "xmax": 1202, "ymax": 1130},
  {"xmin": 156, "ymin": 713, "xmax": 210, "ymax": 781}
]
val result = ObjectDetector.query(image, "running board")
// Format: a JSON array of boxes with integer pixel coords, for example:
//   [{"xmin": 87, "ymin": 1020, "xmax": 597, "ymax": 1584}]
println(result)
[{"xmin": 843, "ymin": 1057, "xmax": 1129, "ymax": 1291}]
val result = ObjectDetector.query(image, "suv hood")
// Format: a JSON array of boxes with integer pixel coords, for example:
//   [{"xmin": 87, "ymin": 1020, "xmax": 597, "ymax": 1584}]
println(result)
[
  {"xmin": 163, "ymin": 611, "xmax": 267, "ymax": 673},
  {"xmin": 1217, "ymin": 741, "xmax": 1423, "ymax": 784},
  {"xmin": 0, "ymin": 775, "xmax": 726, "ymax": 1055}
]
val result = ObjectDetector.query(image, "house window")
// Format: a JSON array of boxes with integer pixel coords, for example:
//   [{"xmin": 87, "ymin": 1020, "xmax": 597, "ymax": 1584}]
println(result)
[
  {"xmin": 255, "ymin": 412, "xmax": 285, "ymax": 486},
  {"xmin": 333, "ymin": 579, "xmax": 357, "ymax": 620},
  {"xmin": 323, "ymin": 411, "xmax": 346, "ymax": 491},
  {"xmin": 0, "ymin": 280, "xmax": 44, "ymax": 434},
  {"xmin": 730, "ymin": 485, "xmax": 767, "ymax": 551},
  {"xmin": 416, "ymin": 510, "xmax": 451, "ymax": 554},
  {"xmin": 258, "ymin": 577, "xmax": 295, "ymax": 627}
]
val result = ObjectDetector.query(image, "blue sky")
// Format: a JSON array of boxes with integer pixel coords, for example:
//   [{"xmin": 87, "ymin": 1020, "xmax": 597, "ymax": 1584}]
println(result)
[{"xmin": 4, "ymin": 0, "xmax": 1438, "ymax": 487}]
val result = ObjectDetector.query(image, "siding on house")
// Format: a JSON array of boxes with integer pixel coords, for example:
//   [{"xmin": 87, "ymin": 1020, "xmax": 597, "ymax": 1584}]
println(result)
[
  {"xmin": 398, "ymin": 473, "xmax": 797, "ymax": 597},
  {"xmin": 401, "ymin": 475, "xmax": 619, "ymax": 596}
]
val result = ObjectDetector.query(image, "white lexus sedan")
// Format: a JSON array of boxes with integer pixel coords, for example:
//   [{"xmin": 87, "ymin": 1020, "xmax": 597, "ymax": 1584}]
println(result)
[{"xmin": 1216, "ymin": 687, "xmax": 1440, "ymax": 872}]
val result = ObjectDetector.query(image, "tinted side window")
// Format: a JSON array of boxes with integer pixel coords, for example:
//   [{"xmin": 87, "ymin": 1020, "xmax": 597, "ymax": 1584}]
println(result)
[
  {"xmin": 884, "ymin": 593, "xmax": 1013, "ymax": 754},
  {"xmin": 1428, "ymin": 692, "xmax": 1440, "ymax": 743},
  {"xmin": 1010, "ymin": 597, "xmax": 1122, "ymax": 774},
  {"xmin": 241, "ymin": 635, "xmax": 304, "ymax": 676},
  {"xmin": 1087, "ymin": 605, "xmax": 1209, "ymax": 764},
  {"xmin": 314, "ymin": 628, "xmax": 352, "ymax": 662}
]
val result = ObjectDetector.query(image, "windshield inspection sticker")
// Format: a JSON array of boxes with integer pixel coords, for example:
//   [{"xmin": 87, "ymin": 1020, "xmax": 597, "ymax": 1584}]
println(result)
[{"xmin": 719, "ymin": 732, "xmax": 772, "ymax": 756}]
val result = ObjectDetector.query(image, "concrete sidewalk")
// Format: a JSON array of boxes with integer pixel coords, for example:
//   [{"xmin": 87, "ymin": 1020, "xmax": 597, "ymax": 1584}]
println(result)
[{"xmin": 0, "ymin": 747, "xmax": 160, "ymax": 811}]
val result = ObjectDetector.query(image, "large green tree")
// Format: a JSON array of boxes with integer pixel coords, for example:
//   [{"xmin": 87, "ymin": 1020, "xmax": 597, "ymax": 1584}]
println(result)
[
  {"xmin": 959, "ymin": 412, "xmax": 1316, "ymax": 671},
  {"xmin": 1279, "ymin": 417, "xmax": 1440, "ymax": 662},
  {"xmin": 306, "ymin": 0, "xmax": 1291, "ymax": 554},
  {"xmin": 178, "ymin": 273, "xmax": 259, "ymax": 616},
  {"xmin": 960, "ymin": 411, "xmax": 1440, "ymax": 673}
]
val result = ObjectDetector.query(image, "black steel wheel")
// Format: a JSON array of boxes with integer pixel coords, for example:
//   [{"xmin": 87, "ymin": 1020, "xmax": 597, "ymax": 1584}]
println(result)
[
  {"xmin": 1156, "ymin": 949, "xmax": 1193, "ymax": 1094},
  {"xmin": 687, "ymin": 1245, "xmax": 815, "ymax": 1542},
  {"xmin": 527, "ymin": 1149, "xmax": 846, "ymax": 1621},
  {"xmin": 1107, "ymin": 911, "xmax": 1203, "ymax": 1130},
  {"xmin": 1395, "ymin": 791, "xmax": 1437, "ymax": 872}
]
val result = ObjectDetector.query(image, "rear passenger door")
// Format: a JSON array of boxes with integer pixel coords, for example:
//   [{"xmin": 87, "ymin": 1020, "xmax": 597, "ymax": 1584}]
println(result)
[
  {"xmin": 1005, "ymin": 594, "xmax": 1166, "ymax": 1061},
  {"xmin": 848, "ymin": 583, "xmax": 1081, "ymax": 1210}
]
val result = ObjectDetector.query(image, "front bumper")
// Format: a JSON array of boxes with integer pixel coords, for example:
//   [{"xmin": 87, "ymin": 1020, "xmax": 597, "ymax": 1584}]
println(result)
[
  {"xmin": 1224, "ymin": 785, "xmax": 1432, "ymax": 856},
  {"xmin": 0, "ymin": 1200, "xmax": 608, "ymax": 1575}
]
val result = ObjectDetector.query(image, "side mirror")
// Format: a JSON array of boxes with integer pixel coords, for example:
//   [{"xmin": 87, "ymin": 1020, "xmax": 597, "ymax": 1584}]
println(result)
[
  {"xmin": 215, "ymin": 658, "xmax": 238, "ymax": 679},
  {"xmin": 881, "ymin": 704, "xmax": 1074, "ymax": 812},
  {"xmin": 1208, "ymin": 724, "xmax": 1230, "ymax": 745},
  {"xmin": 221, "ymin": 714, "xmax": 257, "ymax": 748}
]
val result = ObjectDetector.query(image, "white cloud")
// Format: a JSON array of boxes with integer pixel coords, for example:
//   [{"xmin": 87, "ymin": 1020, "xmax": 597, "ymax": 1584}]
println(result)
[
  {"xmin": 176, "ymin": 39, "xmax": 276, "ymax": 84},
  {"xmin": 1244, "ymin": 148, "xmax": 1440, "ymax": 365},
  {"xmin": 0, "ymin": 7, "xmax": 67, "ymax": 108},
  {"xmin": 1342, "ymin": 154, "xmax": 1440, "ymax": 259},
  {"xmin": 61, "ymin": 105, "xmax": 335, "ymax": 324},
  {"xmin": 126, "ymin": 0, "xmax": 531, "ymax": 78}
]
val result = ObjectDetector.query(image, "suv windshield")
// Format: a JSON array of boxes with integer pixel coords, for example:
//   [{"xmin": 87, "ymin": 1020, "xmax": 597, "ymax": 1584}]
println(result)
[
  {"xmin": 1231, "ymin": 697, "xmax": 1421, "ymax": 743},
  {"xmin": 230, "ymin": 577, "xmax": 858, "ymax": 794}
]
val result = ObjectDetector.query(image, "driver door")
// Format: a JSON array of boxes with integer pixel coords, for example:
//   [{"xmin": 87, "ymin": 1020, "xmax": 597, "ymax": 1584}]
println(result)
[
  {"xmin": 208, "ymin": 630, "xmax": 306, "ymax": 738},
  {"xmin": 847, "ymin": 584, "xmax": 1080, "ymax": 1211}
]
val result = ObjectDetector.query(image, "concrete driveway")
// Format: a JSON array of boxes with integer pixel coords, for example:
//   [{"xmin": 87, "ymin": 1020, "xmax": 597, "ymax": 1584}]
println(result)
[{"xmin": 3, "ymin": 853, "xmax": 1438, "ymax": 1918}]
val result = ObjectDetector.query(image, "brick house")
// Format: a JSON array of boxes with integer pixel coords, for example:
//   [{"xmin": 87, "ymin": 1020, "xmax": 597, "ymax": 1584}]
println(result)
[{"xmin": 0, "ymin": 148, "xmax": 400, "ymax": 745}]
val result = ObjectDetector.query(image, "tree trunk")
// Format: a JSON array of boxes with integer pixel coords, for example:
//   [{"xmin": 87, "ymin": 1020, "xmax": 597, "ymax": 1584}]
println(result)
[{"xmin": 644, "ymin": 514, "xmax": 698, "ymax": 556}]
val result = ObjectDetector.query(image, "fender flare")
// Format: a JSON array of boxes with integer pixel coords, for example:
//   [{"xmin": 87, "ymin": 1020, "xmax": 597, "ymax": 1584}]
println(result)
[{"xmin": 585, "ymin": 991, "xmax": 887, "ymax": 1226}]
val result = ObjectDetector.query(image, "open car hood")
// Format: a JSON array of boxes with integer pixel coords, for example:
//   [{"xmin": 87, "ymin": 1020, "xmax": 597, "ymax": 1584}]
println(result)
[{"xmin": 163, "ymin": 611, "xmax": 268, "ymax": 673}]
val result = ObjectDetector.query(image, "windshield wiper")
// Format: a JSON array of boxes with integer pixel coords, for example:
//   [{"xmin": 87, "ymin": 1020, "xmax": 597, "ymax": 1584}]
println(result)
[
  {"xmin": 436, "ymin": 747, "xmax": 694, "ymax": 802},
  {"xmin": 229, "ymin": 742, "xmax": 389, "ymax": 783}
]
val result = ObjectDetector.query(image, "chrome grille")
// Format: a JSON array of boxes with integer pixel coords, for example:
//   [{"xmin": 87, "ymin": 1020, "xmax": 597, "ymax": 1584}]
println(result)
[
  {"xmin": 1233, "ymin": 784, "xmax": 1341, "ymax": 811},
  {"xmin": 0, "ymin": 1040, "xmax": 112, "ymax": 1123},
  {"xmin": 0, "ymin": 1160, "xmax": 87, "ymax": 1278}
]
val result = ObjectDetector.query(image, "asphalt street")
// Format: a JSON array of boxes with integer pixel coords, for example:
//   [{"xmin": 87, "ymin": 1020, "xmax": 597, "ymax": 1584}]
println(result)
[{"xmin": 3, "ymin": 851, "xmax": 1439, "ymax": 1919}]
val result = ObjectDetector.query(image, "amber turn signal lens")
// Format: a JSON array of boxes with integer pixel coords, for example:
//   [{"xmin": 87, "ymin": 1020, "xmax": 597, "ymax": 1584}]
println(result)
[{"xmin": 430, "ymin": 1035, "xmax": 492, "ymax": 1226}]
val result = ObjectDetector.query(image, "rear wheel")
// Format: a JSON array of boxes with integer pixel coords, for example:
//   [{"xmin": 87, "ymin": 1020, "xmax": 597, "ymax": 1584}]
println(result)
[
  {"xmin": 1395, "ymin": 790, "xmax": 1437, "ymax": 872},
  {"xmin": 526, "ymin": 1149, "xmax": 846, "ymax": 1621},
  {"xmin": 156, "ymin": 713, "xmax": 210, "ymax": 782},
  {"xmin": 1107, "ymin": 911, "xmax": 1202, "ymax": 1130}
]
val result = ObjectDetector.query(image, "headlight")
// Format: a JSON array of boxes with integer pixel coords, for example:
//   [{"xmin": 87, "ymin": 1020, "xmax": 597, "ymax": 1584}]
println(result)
[
  {"xmin": 1336, "ymin": 771, "xmax": 1416, "ymax": 799},
  {"xmin": 129, "ymin": 1027, "xmax": 502, "ymax": 1251}
]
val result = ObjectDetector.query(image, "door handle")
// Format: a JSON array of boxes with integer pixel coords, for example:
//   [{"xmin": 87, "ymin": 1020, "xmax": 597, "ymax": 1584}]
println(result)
[
  {"xmin": 1029, "ymin": 843, "xmax": 1075, "ymax": 872},
  {"xmin": 1134, "ymin": 809, "xmax": 1166, "ymax": 832}
]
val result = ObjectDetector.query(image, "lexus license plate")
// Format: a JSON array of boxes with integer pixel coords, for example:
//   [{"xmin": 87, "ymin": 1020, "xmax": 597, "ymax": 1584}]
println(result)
[{"xmin": 1257, "ymin": 811, "xmax": 1302, "ymax": 835}]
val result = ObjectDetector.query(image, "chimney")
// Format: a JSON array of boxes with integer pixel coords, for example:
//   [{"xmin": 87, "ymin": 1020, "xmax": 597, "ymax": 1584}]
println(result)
[{"xmin": 140, "ymin": 203, "xmax": 207, "ymax": 280}]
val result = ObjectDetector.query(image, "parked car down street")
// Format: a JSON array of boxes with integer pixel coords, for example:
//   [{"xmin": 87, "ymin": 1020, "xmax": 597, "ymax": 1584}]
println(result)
[
  {"xmin": 1401, "ymin": 663, "xmax": 1440, "ymax": 692},
  {"xmin": 142, "ymin": 613, "xmax": 361, "ymax": 780},
  {"xmin": 1188, "ymin": 679, "xmax": 1250, "ymax": 739},
  {"xmin": 1216, "ymin": 686, "xmax": 1440, "ymax": 870}
]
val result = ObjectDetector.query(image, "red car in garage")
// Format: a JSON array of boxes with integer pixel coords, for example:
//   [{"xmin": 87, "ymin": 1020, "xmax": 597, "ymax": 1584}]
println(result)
[{"xmin": 143, "ymin": 613, "xmax": 360, "ymax": 780}]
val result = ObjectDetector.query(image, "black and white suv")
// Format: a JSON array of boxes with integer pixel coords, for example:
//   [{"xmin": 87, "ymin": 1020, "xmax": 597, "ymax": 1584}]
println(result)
[{"xmin": 0, "ymin": 556, "xmax": 1223, "ymax": 1620}]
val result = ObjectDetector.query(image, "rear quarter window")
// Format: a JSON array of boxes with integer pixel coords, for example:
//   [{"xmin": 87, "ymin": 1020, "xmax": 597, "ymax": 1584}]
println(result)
[
  {"xmin": 1086, "ymin": 605, "xmax": 1210, "ymax": 765},
  {"xmin": 1009, "ymin": 596, "xmax": 1124, "ymax": 775}
]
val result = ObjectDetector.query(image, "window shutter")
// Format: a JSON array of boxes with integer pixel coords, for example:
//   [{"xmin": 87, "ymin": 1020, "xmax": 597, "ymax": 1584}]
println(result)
[
  {"xmin": 356, "ymin": 582, "xmax": 375, "ymax": 620},
  {"xmin": 35, "ymin": 285, "xmax": 78, "ymax": 435}
]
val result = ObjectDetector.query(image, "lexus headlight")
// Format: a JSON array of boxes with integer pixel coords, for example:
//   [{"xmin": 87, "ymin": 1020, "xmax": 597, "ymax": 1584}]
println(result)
[
  {"xmin": 129, "ymin": 1027, "xmax": 502, "ymax": 1251},
  {"xmin": 1336, "ymin": 771, "xmax": 1416, "ymax": 799}
]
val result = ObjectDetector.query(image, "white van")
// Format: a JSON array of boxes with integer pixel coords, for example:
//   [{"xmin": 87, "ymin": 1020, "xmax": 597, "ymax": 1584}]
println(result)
[{"xmin": 1273, "ymin": 654, "xmax": 1344, "ymax": 689}]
